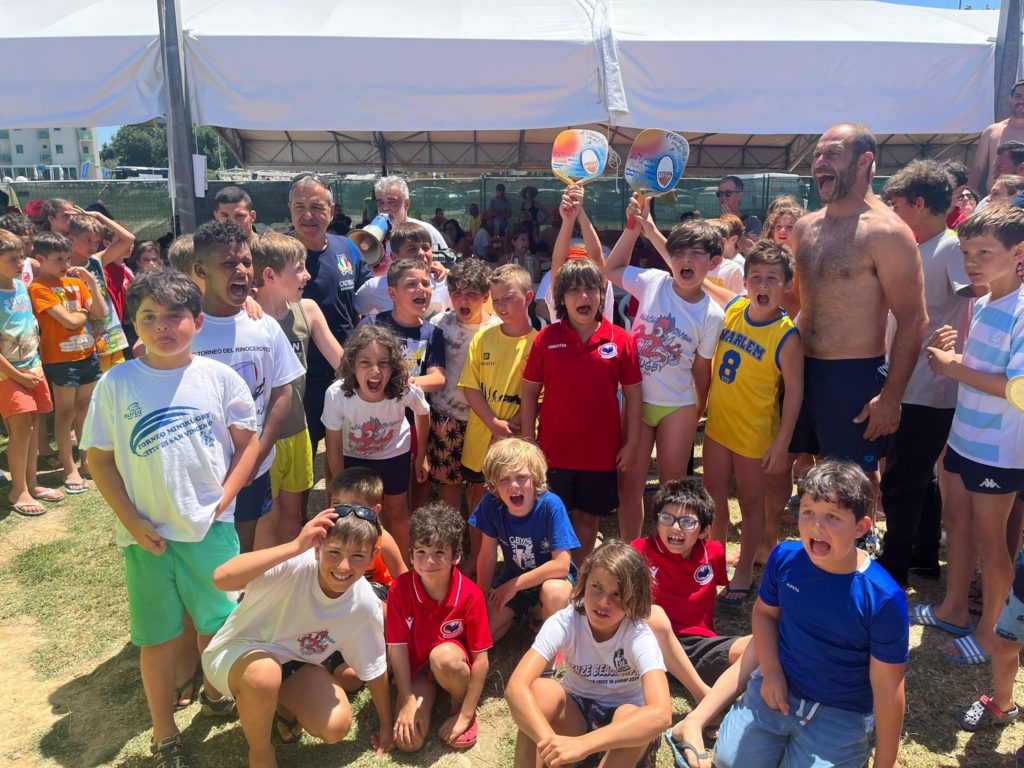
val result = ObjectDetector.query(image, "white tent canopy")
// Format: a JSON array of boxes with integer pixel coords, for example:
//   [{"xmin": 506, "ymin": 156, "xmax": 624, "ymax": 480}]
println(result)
[{"xmin": 0, "ymin": 0, "xmax": 1011, "ymax": 175}]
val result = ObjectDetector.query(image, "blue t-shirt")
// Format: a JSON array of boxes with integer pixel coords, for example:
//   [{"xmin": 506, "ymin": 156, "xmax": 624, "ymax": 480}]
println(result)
[
  {"xmin": 300, "ymin": 233, "xmax": 370, "ymax": 381},
  {"xmin": 759, "ymin": 541, "xmax": 909, "ymax": 713},
  {"xmin": 468, "ymin": 491, "xmax": 580, "ymax": 586}
]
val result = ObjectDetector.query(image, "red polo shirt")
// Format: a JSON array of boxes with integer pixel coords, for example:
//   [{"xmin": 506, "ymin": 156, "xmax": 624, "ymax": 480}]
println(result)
[
  {"xmin": 523, "ymin": 317, "xmax": 641, "ymax": 471},
  {"xmin": 385, "ymin": 567, "xmax": 492, "ymax": 673},
  {"xmin": 631, "ymin": 535, "xmax": 729, "ymax": 638}
]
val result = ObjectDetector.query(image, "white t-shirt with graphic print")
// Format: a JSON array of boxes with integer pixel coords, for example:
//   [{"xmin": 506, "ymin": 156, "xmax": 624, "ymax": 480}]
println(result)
[
  {"xmin": 532, "ymin": 606, "xmax": 665, "ymax": 708},
  {"xmin": 321, "ymin": 381, "xmax": 429, "ymax": 460},
  {"xmin": 80, "ymin": 356, "xmax": 257, "ymax": 545},
  {"xmin": 621, "ymin": 267, "xmax": 725, "ymax": 407},
  {"xmin": 203, "ymin": 549, "xmax": 386, "ymax": 680}
]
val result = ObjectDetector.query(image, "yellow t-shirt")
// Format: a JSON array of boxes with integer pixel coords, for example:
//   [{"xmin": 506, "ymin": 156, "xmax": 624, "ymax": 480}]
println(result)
[
  {"xmin": 457, "ymin": 324, "xmax": 537, "ymax": 472},
  {"xmin": 705, "ymin": 297, "xmax": 798, "ymax": 459}
]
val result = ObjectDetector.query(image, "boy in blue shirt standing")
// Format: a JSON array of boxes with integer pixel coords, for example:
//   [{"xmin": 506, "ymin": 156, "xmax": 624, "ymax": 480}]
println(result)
[{"xmin": 713, "ymin": 461, "xmax": 909, "ymax": 768}]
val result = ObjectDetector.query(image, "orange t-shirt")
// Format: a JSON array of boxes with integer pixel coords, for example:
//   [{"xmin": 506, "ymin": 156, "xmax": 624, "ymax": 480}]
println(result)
[
  {"xmin": 28, "ymin": 277, "xmax": 96, "ymax": 364},
  {"xmin": 366, "ymin": 535, "xmax": 393, "ymax": 587}
]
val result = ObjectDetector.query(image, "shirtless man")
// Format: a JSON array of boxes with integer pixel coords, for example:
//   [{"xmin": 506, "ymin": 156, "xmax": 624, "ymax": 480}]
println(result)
[
  {"xmin": 789, "ymin": 124, "xmax": 926, "ymax": 480},
  {"xmin": 969, "ymin": 80, "xmax": 1024, "ymax": 194}
]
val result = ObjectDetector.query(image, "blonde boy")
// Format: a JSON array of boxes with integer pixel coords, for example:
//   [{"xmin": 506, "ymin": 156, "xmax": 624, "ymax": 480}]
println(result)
[
  {"xmin": 458, "ymin": 264, "xmax": 537, "ymax": 516},
  {"xmin": 251, "ymin": 231, "xmax": 343, "ymax": 543}
]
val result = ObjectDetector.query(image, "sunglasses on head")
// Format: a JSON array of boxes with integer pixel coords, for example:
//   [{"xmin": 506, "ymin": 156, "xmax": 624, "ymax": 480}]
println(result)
[
  {"xmin": 291, "ymin": 172, "xmax": 331, "ymax": 190},
  {"xmin": 332, "ymin": 504, "xmax": 381, "ymax": 533}
]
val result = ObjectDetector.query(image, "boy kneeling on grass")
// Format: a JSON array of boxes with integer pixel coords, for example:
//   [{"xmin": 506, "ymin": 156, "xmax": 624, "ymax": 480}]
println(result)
[
  {"xmin": 202, "ymin": 506, "xmax": 393, "ymax": 765},
  {"xmin": 81, "ymin": 271, "xmax": 260, "ymax": 768},
  {"xmin": 386, "ymin": 502, "xmax": 493, "ymax": 751}
]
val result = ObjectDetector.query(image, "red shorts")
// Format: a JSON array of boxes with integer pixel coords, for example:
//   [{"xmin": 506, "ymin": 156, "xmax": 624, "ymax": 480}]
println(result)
[{"xmin": 0, "ymin": 374, "xmax": 54, "ymax": 419}]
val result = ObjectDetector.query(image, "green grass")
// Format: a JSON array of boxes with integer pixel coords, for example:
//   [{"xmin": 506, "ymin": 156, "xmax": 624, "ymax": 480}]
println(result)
[{"xmin": 1, "ymin": 455, "xmax": 1023, "ymax": 767}]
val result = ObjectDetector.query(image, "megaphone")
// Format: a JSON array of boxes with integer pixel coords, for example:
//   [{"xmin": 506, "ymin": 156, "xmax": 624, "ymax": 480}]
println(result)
[{"xmin": 349, "ymin": 213, "xmax": 391, "ymax": 267}]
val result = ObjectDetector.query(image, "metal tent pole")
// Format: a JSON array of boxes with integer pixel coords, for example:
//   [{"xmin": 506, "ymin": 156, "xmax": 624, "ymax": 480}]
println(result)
[
  {"xmin": 995, "ymin": 0, "xmax": 1023, "ymax": 122},
  {"xmin": 158, "ymin": 0, "xmax": 198, "ymax": 233}
]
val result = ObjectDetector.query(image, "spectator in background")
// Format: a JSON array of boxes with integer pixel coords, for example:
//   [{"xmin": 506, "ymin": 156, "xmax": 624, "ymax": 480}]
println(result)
[
  {"xmin": 978, "ymin": 141, "xmax": 1024, "ymax": 211},
  {"xmin": 212, "ymin": 186, "xmax": 257, "ymax": 239},
  {"xmin": 945, "ymin": 161, "xmax": 972, "ymax": 230},
  {"xmin": 957, "ymin": 189, "xmax": 980, "ymax": 221},
  {"xmin": 430, "ymin": 208, "xmax": 446, "ymax": 230},
  {"xmin": 327, "ymin": 211, "xmax": 352, "ymax": 236},
  {"xmin": 473, "ymin": 214, "xmax": 495, "ymax": 261},
  {"xmin": 969, "ymin": 79, "xmax": 1024, "ymax": 193},
  {"xmin": 444, "ymin": 219, "xmax": 473, "ymax": 259},
  {"xmin": 23, "ymin": 200, "xmax": 46, "ymax": 226},
  {"xmin": 717, "ymin": 176, "xmax": 762, "ymax": 254},
  {"xmin": 468, "ymin": 202, "xmax": 482, "ymax": 236},
  {"xmin": 989, "ymin": 175, "xmax": 1024, "ymax": 206},
  {"xmin": 519, "ymin": 186, "xmax": 549, "ymax": 241},
  {"xmin": 373, "ymin": 176, "xmax": 448, "ymax": 257},
  {"xmin": 489, "ymin": 183, "xmax": 512, "ymax": 236},
  {"xmin": 41, "ymin": 198, "xmax": 76, "ymax": 234}
]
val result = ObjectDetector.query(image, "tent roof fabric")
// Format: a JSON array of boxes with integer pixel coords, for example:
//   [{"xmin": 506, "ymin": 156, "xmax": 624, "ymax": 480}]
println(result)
[{"xmin": 0, "ymin": 1, "xmax": 1004, "ymax": 172}]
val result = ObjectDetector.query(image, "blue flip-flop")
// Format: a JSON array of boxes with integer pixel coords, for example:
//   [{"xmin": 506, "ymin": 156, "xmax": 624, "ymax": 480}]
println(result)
[
  {"xmin": 941, "ymin": 633, "xmax": 991, "ymax": 666},
  {"xmin": 665, "ymin": 729, "xmax": 710, "ymax": 768},
  {"xmin": 909, "ymin": 603, "xmax": 973, "ymax": 637}
]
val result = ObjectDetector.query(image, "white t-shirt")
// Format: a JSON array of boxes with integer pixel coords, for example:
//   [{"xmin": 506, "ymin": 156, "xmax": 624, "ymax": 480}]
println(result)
[
  {"xmin": 429, "ymin": 311, "xmax": 500, "ymax": 420},
  {"xmin": 321, "ymin": 382, "xmax": 429, "ymax": 459},
  {"xmin": 80, "ymin": 356, "xmax": 257, "ymax": 545},
  {"xmin": 192, "ymin": 311, "xmax": 305, "ymax": 476},
  {"xmin": 204, "ymin": 549, "xmax": 387, "ymax": 681},
  {"xmin": 706, "ymin": 258, "xmax": 745, "ymax": 295},
  {"xmin": 948, "ymin": 288, "xmax": 1024, "ymax": 469},
  {"xmin": 538, "ymin": 269, "xmax": 615, "ymax": 324},
  {"xmin": 903, "ymin": 229, "xmax": 973, "ymax": 409},
  {"xmin": 621, "ymin": 267, "xmax": 726, "ymax": 407},
  {"xmin": 354, "ymin": 274, "xmax": 451, "ymax": 317},
  {"xmin": 532, "ymin": 607, "xmax": 665, "ymax": 708},
  {"xmin": 473, "ymin": 228, "xmax": 491, "ymax": 259}
]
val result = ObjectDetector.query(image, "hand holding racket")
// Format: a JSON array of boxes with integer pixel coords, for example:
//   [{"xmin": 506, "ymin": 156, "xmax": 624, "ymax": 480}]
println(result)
[{"xmin": 624, "ymin": 129, "xmax": 689, "ymax": 230}]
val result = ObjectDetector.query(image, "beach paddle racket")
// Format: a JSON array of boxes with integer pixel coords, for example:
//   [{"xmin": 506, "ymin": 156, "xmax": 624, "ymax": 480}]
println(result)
[
  {"xmin": 624, "ymin": 129, "xmax": 690, "ymax": 229},
  {"xmin": 551, "ymin": 129, "xmax": 609, "ymax": 186},
  {"xmin": 1008, "ymin": 376, "xmax": 1024, "ymax": 412}
]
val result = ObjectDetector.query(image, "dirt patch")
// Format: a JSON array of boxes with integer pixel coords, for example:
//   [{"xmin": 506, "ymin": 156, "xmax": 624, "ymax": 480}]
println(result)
[
  {"xmin": 0, "ymin": 617, "xmax": 63, "ymax": 763},
  {"xmin": 0, "ymin": 508, "xmax": 70, "ymax": 567}
]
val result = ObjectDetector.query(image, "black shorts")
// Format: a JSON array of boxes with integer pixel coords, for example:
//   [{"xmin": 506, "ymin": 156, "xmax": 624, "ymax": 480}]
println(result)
[
  {"xmin": 679, "ymin": 634, "xmax": 740, "ymax": 686},
  {"xmin": 281, "ymin": 650, "xmax": 346, "ymax": 681},
  {"xmin": 789, "ymin": 356, "xmax": 888, "ymax": 470},
  {"xmin": 235, "ymin": 470, "xmax": 273, "ymax": 523},
  {"xmin": 346, "ymin": 452, "xmax": 410, "ymax": 496},
  {"xmin": 460, "ymin": 463, "xmax": 486, "ymax": 484},
  {"xmin": 43, "ymin": 354, "xmax": 101, "ymax": 388},
  {"xmin": 504, "ymin": 569, "xmax": 577, "ymax": 620},
  {"xmin": 944, "ymin": 447, "xmax": 1024, "ymax": 495},
  {"xmin": 548, "ymin": 468, "xmax": 618, "ymax": 517},
  {"xmin": 304, "ymin": 374, "xmax": 332, "ymax": 451}
]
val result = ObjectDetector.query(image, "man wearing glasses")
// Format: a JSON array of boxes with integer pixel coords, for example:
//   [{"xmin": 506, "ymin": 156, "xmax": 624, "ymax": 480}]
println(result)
[
  {"xmin": 288, "ymin": 174, "xmax": 371, "ymax": 456},
  {"xmin": 717, "ymin": 176, "xmax": 762, "ymax": 255}
]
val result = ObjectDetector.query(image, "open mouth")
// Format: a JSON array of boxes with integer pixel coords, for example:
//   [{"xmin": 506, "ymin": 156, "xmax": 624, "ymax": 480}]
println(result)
[
  {"xmin": 592, "ymin": 608, "xmax": 611, "ymax": 620},
  {"xmin": 508, "ymin": 493, "xmax": 525, "ymax": 508},
  {"xmin": 329, "ymin": 569, "xmax": 352, "ymax": 583},
  {"xmin": 755, "ymin": 292, "xmax": 771, "ymax": 307},
  {"xmin": 228, "ymin": 282, "xmax": 249, "ymax": 302},
  {"xmin": 364, "ymin": 376, "xmax": 384, "ymax": 393},
  {"xmin": 666, "ymin": 533, "xmax": 687, "ymax": 547},
  {"xmin": 809, "ymin": 538, "xmax": 832, "ymax": 556},
  {"xmin": 679, "ymin": 267, "xmax": 695, "ymax": 280},
  {"xmin": 457, "ymin": 305, "xmax": 472, "ymax": 318},
  {"xmin": 574, "ymin": 304, "xmax": 593, "ymax": 316},
  {"xmin": 816, "ymin": 173, "xmax": 836, "ymax": 197}
]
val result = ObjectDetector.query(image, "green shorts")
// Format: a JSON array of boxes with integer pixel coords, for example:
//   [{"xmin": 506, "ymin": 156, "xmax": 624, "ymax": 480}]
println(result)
[
  {"xmin": 270, "ymin": 429, "xmax": 315, "ymax": 496},
  {"xmin": 642, "ymin": 402, "xmax": 683, "ymax": 428},
  {"xmin": 123, "ymin": 522, "xmax": 240, "ymax": 647}
]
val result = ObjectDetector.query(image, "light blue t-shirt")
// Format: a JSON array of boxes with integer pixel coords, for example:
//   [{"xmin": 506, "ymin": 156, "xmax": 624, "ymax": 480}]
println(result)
[
  {"xmin": 468, "ymin": 490, "xmax": 579, "ymax": 586},
  {"xmin": 760, "ymin": 541, "xmax": 909, "ymax": 714},
  {"xmin": 0, "ymin": 281, "xmax": 41, "ymax": 371}
]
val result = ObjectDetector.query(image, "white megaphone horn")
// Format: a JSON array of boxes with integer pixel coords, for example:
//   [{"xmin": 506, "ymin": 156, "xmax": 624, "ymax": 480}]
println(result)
[{"xmin": 349, "ymin": 213, "xmax": 391, "ymax": 267}]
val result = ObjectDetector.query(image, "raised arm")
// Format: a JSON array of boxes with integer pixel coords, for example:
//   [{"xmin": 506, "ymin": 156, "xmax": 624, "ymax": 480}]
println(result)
[
  {"xmin": 74, "ymin": 206, "xmax": 136, "ymax": 267},
  {"xmin": 550, "ymin": 185, "xmax": 583, "ymax": 281}
]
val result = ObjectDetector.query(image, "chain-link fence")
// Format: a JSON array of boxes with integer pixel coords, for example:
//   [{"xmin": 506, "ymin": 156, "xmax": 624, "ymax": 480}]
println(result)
[{"xmin": 9, "ymin": 175, "xmax": 891, "ymax": 241}]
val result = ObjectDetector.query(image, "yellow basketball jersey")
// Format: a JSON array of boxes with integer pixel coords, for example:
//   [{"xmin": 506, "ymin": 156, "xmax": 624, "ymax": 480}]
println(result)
[{"xmin": 705, "ymin": 297, "xmax": 798, "ymax": 459}]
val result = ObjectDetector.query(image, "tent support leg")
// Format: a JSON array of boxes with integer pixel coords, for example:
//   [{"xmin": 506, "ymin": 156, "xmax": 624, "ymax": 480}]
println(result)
[{"xmin": 158, "ymin": 0, "xmax": 198, "ymax": 234}]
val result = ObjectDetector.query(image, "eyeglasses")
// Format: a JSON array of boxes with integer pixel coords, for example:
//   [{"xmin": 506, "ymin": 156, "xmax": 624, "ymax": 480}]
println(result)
[
  {"xmin": 291, "ymin": 172, "xmax": 331, "ymax": 190},
  {"xmin": 332, "ymin": 504, "xmax": 381, "ymax": 534},
  {"xmin": 656, "ymin": 512, "xmax": 701, "ymax": 531},
  {"xmin": 957, "ymin": 193, "xmax": 976, "ymax": 202},
  {"xmin": 715, "ymin": 190, "xmax": 740, "ymax": 198}
]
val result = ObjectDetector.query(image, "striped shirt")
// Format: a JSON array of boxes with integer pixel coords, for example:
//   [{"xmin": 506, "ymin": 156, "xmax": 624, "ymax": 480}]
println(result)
[{"xmin": 948, "ymin": 287, "xmax": 1024, "ymax": 468}]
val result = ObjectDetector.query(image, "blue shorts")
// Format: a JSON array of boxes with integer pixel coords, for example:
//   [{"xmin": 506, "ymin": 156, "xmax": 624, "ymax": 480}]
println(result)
[
  {"xmin": 548, "ymin": 468, "xmax": 618, "ymax": 517},
  {"xmin": 789, "ymin": 356, "xmax": 888, "ymax": 470},
  {"xmin": 346, "ymin": 452, "xmax": 410, "ymax": 496},
  {"xmin": 996, "ymin": 549, "xmax": 1024, "ymax": 644},
  {"xmin": 714, "ymin": 671, "xmax": 872, "ymax": 768},
  {"xmin": 43, "ymin": 354, "xmax": 102, "ymax": 388},
  {"xmin": 234, "ymin": 470, "xmax": 273, "ymax": 523},
  {"xmin": 568, "ymin": 693, "xmax": 661, "ymax": 767},
  {"xmin": 943, "ymin": 447, "xmax": 1024, "ymax": 495}
]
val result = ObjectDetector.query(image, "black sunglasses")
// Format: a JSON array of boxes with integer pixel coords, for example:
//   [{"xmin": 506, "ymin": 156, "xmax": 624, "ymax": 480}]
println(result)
[
  {"xmin": 332, "ymin": 504, "xmax": 381, "ymax": 533},
  {"xmin": 715, "ymin": 190, "xmax": 740, "ymax": 198}
]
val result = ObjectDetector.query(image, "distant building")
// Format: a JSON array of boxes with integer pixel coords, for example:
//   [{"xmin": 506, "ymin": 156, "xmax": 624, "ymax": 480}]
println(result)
[{"xmin": 0, "ymin": 127, "xmax": 102, "ymax": 181}]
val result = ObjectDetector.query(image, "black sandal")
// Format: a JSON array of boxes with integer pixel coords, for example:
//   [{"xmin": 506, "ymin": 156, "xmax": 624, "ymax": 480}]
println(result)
[
  {"xmin": 173, "ymin": 663, "xmax": 203, "ymax": 711},
  {"xmin": 273, "ymin": 712, "xmax": 304, "ymax": 744},
  {"xmin": 151, "ymin": 733, "xmax": 189, "ymax": 768}
]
